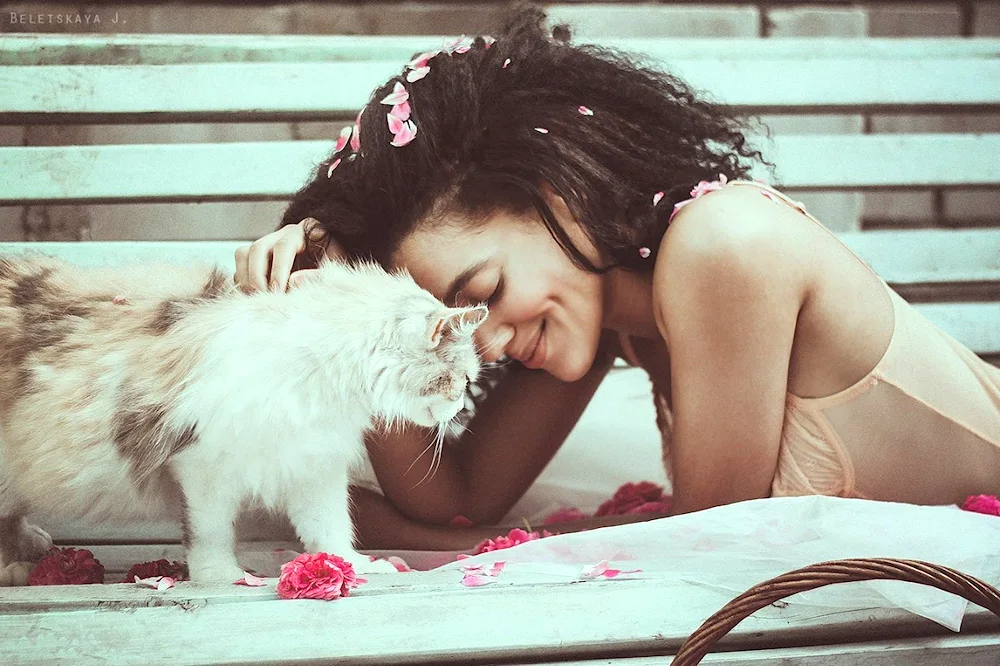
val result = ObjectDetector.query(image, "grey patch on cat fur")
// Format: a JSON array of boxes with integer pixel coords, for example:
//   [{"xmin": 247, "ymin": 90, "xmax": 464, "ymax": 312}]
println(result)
[
  {"xmin": 113, "ymin": 390, "xmax": 198, "ymax": 481},
  {"xmin": 147, "ymin": 300, "xmax": 193, "ymax": 335},
  {"xmin": 147, "ymin": 268, "xmax": 229, "ymax": 335}
]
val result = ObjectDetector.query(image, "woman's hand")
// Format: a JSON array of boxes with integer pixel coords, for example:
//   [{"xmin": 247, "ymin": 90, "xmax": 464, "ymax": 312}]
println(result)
[{"xmin": 233, "ymin": 218, "xmax": 343, "ymax": 293}]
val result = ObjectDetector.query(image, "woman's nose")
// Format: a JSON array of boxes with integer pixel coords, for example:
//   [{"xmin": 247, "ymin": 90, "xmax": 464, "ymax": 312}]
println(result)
[{"xmin": 475, "ymin": 323, "xmax": 515, "ymax": 363}]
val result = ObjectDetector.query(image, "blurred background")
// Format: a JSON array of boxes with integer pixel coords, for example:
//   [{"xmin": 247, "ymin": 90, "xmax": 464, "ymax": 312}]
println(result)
[{"xmin": 1, "ymin": 0, "xmax": 998, "ymax": 244}]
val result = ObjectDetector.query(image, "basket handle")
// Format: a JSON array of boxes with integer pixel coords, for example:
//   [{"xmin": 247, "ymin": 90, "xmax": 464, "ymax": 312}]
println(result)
[{"xmin": 672, "ymin": 557, "xmax": 1000, "ymax": 665}]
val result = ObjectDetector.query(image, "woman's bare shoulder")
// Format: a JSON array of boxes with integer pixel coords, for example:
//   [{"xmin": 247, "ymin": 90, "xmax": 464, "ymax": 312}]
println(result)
[{"xmin": 651, "ymin": 185, "xmax": 814, "ymax": 337}]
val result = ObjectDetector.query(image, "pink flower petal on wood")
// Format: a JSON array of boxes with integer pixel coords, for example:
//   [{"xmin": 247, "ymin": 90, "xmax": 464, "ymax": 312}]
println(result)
[
  {"xmin": 234, "ymin": 572, "xmax": 268, "ymax": 587},
  {"xmin": 488, "ymin": 561, "xmax": 506, "ymax": 577},
  {"xmin": 134, "ymin": 575, "xmax": 175, "ymax": 591},
  {"xmin": 326, "ymin": 158, "xmax": 341, "ymax": 178},
  {"xmin": 578, "ymin": 105, "xmax": 594, "ymax": 116},
  {"xmin": 380, "ymin": 81, "xmax": 409, "ymax": 106},
  {"xmin": 390, "ymin": 120, "xmax": 418, "ymax": 147},
  {"xmin": 406, "ymin": 67, "xmax": 430, "ymax": 83},
  {"xmin": 461, "ymin": 574, "xmax": 493, "ymax": 587},
  {"xmin": 334, "ymin": 125, "xmax": 352, "ymax": 154}
]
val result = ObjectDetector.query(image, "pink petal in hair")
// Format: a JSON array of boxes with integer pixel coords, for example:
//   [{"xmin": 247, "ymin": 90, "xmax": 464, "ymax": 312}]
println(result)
[
  {"xmin": 390, "ymin": 120, "xmax": 418, "ymax": 147},
  {"xmin": 638, "ymin": 247, "xmax": 651, "ymax": 259},
  {"xmin": 380, "ymin": 81, "xmax": 409, "ymax": 106},
  {"xmin": 406, "ymin": 66, "xmax": 430, "ymax": 83},
  {"xmin": 483, "ymin": 35, "xmax": 496, "ymax": 48},
  {"xmin": 534, "ymin": 127, "xmax": 549, "ymax": 134},
  {"xmin": 326, "ymin": 158, "xmax": 341, "ymax": 178},
  {"xmin": 387, "ymin": 112, "xmax": 405, "ymax": 135},
  {"xmin": 652, "ymin": 191, "xmax": 665, "ymax": 206},
  {"xmin": 333, "ymin": 125, "xmax": 352, "ymax": 154},
  {"xmin": 408, "ymin": 51, "xmax": 437, "ymax": 70},
  {"xmin": 351, "ymin": 108, "xmax": 363, "ymax": 152},
  {"xmin": 502, "ymin": 58, "xmax": 511, "ymax": 69},
  {"xmin": 578, "ymin": 105, "xmax": 594, "ymax": 116},
  {"xmin": 390, "ymin": 100, "xmax": 411, "ymax": 121}
]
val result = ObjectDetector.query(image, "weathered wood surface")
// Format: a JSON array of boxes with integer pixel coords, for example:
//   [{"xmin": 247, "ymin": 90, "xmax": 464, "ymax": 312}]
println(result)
[
  {"xmin": 2, "ymin": 568, "xmax": 999, "ymax": 665},
  {"xmin": 3, "ymin": 134, "xmax": 999, "ymax": 205},
  {"xmin": 3, "ymin": 57, "xmax": 998, "ymax": 122},
  {"xmin": 3, "ymin": 35, "xmax": 999, "ymax": 66}
]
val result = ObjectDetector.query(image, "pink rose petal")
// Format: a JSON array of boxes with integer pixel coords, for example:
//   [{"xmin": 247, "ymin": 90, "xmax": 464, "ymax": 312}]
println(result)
[
  {"xmin": 334, "ymin": 125, "xmax": 352, "ymax": 154},
  {"xmin": 351, "ymin": 108, "xmax": 363, "ymax": 152},
  {"xmin": 234, "ymin": 572, "xmax": 267, "ymax": 587},
  {"xmin": 534, "ymin": 127, "xmax": 549, "ymax": 134},
  {"xmin": 387, "ymin": 112, "xmax": 405, "ymax": 135},
  {"xmin": 386, "ymin": 556, "xmax": 412, "ymax": 573},
  {"xmin": 134, "ymin": 575, "xmax": 176, "ymax": 591},
  {"xmin": 380, "ymin": 81, "xmax": 409, "ymax": 106},
  {"xmin": 112, "ymin": 294, "xmax": 128, "ymax": 305},
  {"xmin": 578, "ymin": 105, "xmax": 594, "ymax": 116},
  {"xmin": 461, "ymin": 574, "xmax": 493, "ymax": 587},
  {"xmin": 581, "ymin": 560, "xmax": 642, "ymax": 579},
  {"xmin": 488, "ymin": 561, "xmax": 506, "ymax": 577},
  {"xmin": 483, "ymin": 36, "xmax": 496, "ymax": 48},
  {"xmin": 652, "ymin": 191, "xmax": 665, "ymax": 206},
  {"xmin": 456, "ymin": 553, "xmax": 472, "ymax": 561},
  {"xmin": 406, "ymin": 67, "xmax": 430, "ymax": 83},
  {"xmin": 390, "ymin": 120, "xmax": 417, "ymax": 147},
  {"xmin": 638, "ymin": 247, "xmax": 651, "ymax": 259},
  {"xmin": 408, "ymin": 51, "xmax": 437, "ymax": 69},
  {"xmin": 502, "ymin": 58, "xmax": 511, "ymax": 69},
  {"xmin": 390, "ymin": 100, "xmax": 411, "ymax": 121},
  {"xmin": 326, "ymin": 158, "xmax": 341, "ymax": 178},
  {"xmin": 460, "ymin": 564, "xmax": 486, "ymax": 574}
]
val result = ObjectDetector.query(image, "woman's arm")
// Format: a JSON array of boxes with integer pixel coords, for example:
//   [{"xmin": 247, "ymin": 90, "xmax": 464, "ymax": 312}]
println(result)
[
  {"xmin": 654, "ymin": 188, "xmax": 811, "ymax": 514},
  {"xmin": 366, "ymin": 341, "xmax": 617, "ymax": 527},
  {"xmin": 351, "ymin": 486, "xmax": 669, "ymax": 551}
]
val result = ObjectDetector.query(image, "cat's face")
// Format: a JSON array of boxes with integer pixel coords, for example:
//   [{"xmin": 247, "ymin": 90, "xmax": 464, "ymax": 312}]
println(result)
[{"xmin": 381, "ymin": 302, "xmax": 488, "ymax": 429}]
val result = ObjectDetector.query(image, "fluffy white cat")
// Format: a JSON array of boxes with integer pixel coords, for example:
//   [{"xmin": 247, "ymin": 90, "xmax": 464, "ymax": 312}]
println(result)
[{"xmin": 0, "ymin": 254, "xmax": 485, "ymax": 583}]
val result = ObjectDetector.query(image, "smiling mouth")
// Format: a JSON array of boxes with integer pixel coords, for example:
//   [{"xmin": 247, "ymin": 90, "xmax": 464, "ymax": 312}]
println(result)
[{"xmin": 522, "ymin": 320, "xmax": 546, "ymax": 369}]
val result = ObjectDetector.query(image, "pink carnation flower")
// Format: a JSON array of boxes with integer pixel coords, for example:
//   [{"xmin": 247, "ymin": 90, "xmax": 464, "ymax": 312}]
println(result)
[
  {"xmin": 276, "ymin": 552, "xmax": 366, "ymax": 601},
  {"xmin": 473, "ymin": 528, "xmax": 548, "ymax": 555},
  {"xmin": 962, "ymin": 495, "xmax": 1000, "ymax": 517}
]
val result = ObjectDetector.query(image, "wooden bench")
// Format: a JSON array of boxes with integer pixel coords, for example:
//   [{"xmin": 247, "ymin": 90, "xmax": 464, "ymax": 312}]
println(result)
[{"xmin": 1, "ymin": 33, "xmax": 1000, "ymax": 665}]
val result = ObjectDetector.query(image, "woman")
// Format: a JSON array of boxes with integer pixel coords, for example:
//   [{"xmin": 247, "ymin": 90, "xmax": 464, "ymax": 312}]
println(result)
[{"xmin": 234, "ymin": 9, "xmax": 1000, "ymax": 550}]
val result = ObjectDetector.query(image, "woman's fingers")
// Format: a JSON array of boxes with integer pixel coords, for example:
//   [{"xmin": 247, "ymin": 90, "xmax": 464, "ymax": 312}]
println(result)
[
  {"xmin": 269, "ymin": 237, "xmax": 301, "ymax": 293},
  {"xmin": 233, "ymin": 244, "xmax": 251, "ymax": 289},
  {"xmin": 244, "ymin": 238, "xmax": 274, "ymax": 293}
]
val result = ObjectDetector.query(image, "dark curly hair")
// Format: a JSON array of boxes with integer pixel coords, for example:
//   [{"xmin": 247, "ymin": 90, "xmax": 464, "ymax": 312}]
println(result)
[{"xmin": 281, "ymin": 6, "xmax": 774, "ymax": 274}]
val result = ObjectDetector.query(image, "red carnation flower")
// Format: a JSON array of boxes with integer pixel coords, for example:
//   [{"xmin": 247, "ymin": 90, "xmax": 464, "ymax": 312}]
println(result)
[
  {"xmin": 962, "ymin": 494, "xmax": 1000, "ymax": 517},
  {"xmin": 596, "ymin": 481, "xmax": 669, "ymax": 517},
  {"xmin": 277, "ymin": 552, "xmax": 366, "ymax": 601},
  {"xmin": 28, "ymin": 547, "xmax": 105, "ymax": 586},
  {"xmin": 124, "ymin": 559, "xmax": 189, "ymax": 583}
]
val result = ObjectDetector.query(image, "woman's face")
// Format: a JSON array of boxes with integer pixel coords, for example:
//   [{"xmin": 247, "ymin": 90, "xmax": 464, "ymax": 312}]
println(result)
[{"xmin": 391, "ymin": 195, "xmax": 607, "ymax": 382}]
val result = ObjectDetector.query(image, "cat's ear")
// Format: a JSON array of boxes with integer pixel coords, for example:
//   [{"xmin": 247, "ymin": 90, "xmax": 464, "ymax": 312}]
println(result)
[{"xmin": 428, "ymin": 305, "xmax": 489, "ymax": 348}]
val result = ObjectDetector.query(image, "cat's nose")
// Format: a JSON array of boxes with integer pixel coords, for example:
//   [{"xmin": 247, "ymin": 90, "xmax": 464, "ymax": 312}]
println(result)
[{"xmin": 477, "ymin": 324, "xmax": 515, "ymax": 363}]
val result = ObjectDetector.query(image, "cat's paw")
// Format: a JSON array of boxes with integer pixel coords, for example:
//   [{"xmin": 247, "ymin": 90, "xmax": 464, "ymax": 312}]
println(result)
[
  {"xmin": 187, "ymin": 562, "xmax": 248, "ymax": 584},
  {"xmin": 16, "ymin": 522, "xmax": 53, "ymax": 562},
  {"xmin": 0, "ymin": 561, "xmax": 35, "ymax": 587}
]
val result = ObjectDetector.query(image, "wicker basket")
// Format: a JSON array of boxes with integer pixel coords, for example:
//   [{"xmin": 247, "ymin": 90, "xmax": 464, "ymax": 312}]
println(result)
[{"xmin": 672, "ymin": 558, "xmax": 1000, "ymax": 665}]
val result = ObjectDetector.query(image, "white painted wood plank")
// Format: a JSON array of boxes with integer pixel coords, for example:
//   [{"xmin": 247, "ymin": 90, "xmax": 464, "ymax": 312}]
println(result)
[
  {"xmin": 7, "ymin": 230, "xmax": 1000, "ymax": 285},
  {"xmin": 531, "ymin": 633, "xmax": 1000, "ymax": 665},
  {"xmin": 3, "ymin": 134, "xmax": 999, "ymax": 204},
  {"xmin": 2, "ymin": 59, "xmax": 998, "ymax": 118},
  {"xmin": 2, "ymin": 34, "xmax": 998, "ymax": 66},
  {"xmin": 912, "ymin": 303, "xmax": 1000, "ymax": 354},
  {"xmin": 1, "ymin": 573, "xmax": 995, "ymax": 665},
  {"xmin": 841, "ymin": 229, "xmax": 1000, "ymax": 284}
]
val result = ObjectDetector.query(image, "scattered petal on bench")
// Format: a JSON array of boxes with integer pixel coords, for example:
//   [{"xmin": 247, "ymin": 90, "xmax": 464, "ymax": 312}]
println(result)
[
  {"xmin": 134, "ymin": 575, "xmax": 176, "ymax": 591},
  {"xmin": 488, "ymin": 561, "xmax": 506, "ymax": 577},
  {"xmin": 234, "ymin": 572, "xmax": 268, "ymax": 587},
  {"xmin": 461, "ymin": 573, "xmax": 493, "ymax": 587},
  {"xmin": 580, "ymin": 560, "xmax": 642, "ymax": 580}
]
